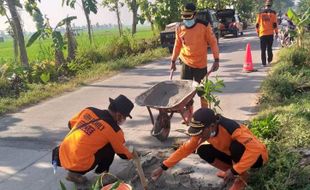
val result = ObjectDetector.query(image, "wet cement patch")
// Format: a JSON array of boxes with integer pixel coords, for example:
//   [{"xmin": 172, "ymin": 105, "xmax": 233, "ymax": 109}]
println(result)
[
  {"xmin": 114, "ymin": 150, "xmax": 226, "ymax": 190},
  {"xmin": 73, "ymin": 149, "xmax": 228, "ymax": 190}
]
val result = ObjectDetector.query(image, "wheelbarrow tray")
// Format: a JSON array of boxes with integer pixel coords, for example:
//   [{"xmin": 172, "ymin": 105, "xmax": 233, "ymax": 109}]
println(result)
[{"xmin": 135, "ymin": 80, "xmax": 198, "ymax": 112}]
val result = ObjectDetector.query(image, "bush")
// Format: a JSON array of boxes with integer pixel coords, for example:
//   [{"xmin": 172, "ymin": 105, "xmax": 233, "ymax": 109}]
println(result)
[
  {"xmin": 248, "ymin": 112, "xmax": 310, "ymax": 190},
  {"xmin": 278, "ymin": 46, "xmax": 310, "ymax": 67},
  {"xmin": 249, "ymin": 41, "xmax": 310, "ymax": 189},
  {"xmin": 66, "ymin": 59, "xmax": 93, "ymax": 76},
  {"xmin": 261, "ymin": 72, "xmax": 296, "ymax": 102},
  {"xmin": 76, "ymin": 46, "xmax": 104, "ymax": 64},
  {"xmin": 0, "ymin": 78, "xmax": 12, "ymax": 97},
  {"xmin": 0, "ymin": 74, "xmax": 27, "ymax": 98},
  {"xmin": 30, "ymin": 61, "xmax": 59, "ymax": 83},
  {"xmin": 247, "ymin": 141, "xmax": 309, "ymax": 190},
  {"xmin": 249, "ymin": 114, "xmax": 280, "ymax": 139}
]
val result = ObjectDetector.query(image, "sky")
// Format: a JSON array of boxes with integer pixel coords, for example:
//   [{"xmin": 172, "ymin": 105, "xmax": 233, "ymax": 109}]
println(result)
[{"xmin": 0, "ymin": 0, "xmax": 133, "ymax": 32}]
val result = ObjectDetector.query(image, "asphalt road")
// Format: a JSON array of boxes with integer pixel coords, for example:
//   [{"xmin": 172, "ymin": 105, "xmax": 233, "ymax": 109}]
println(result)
[{"xmin": 0, "ymin": 28, "xmax": 278, "ymax": 190}]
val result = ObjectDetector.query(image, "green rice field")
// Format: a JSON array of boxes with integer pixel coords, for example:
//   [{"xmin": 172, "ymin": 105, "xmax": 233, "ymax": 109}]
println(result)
[{"xmin": 0, "ymin": 26, "xmax": 155, "ymax": 62}]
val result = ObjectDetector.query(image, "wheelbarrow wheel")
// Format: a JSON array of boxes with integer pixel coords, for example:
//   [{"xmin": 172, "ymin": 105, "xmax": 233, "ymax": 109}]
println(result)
[{"xmin": 151, "ymin": 112, "xmax": 171, "ymax": 141}]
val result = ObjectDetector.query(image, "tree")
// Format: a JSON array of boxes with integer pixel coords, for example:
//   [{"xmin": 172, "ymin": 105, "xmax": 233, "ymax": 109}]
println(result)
[
  {"xmin": 101, "ymin": 0, "xmax": 124, "ymax": 36},
  {"xmin": 5, "ymin": 0, "xmax": 29, "ymax": 68},
  {"xmin": 0, "ymin": 0, "xmax": 19, "ymax": 62},
  {"xmin": 139, "ymin": 0, "xmax": 155, "ymax": 33},
  {"xmin": 197, "ymin": 0, "xmax": 231, "ymax": 9},
  {"xmin": 287, "ymin": 7, "xmax": 310, "ymax": 47},
  {"xmin": 24, "ymin": 0, "xmax": 44, "ymax": 30},
  {"xmin": 27, "ymin": 16, "xmax": 77, "ymax": 66},
  {"xmin": 235, "ymin": 0, "xmax": 256, "ymax": 21},
  {"xmin": 141, "ymin": 0, "xmax": 189, "ymax": 31},
  {"xmin": 125, "ymin": 0, "xmax": 139, "ymax": 34},
  {"xmin": 272, "ymin": 0, "xmax": 294, "ymax": 13},
  {"xmin": 297, "ymin": 0, "xmax": 310, "ymax": 14},
  {"xmin": 65, "ymin": 19, "xmax": 78, "ymax": 62},
  {"xmin": 6, "ymin": 21, "xmax": 19, "ymax": 62},
  {"xmin": 63, "ymin": 0, "xmax": 98, "ymax": 44}
]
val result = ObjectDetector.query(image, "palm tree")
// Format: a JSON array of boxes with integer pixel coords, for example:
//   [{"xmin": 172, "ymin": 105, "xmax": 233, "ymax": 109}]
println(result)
[
  {"xmin": 6, "ymin": 0, "xmax": 29, "ymax": 68},
  {"xmin": 63, "ymin": 0, "xmax": 98, "ymax": 44},
  {"xmin": 27, "ymin": 16, "xmax": 77, "ymax": 66}
]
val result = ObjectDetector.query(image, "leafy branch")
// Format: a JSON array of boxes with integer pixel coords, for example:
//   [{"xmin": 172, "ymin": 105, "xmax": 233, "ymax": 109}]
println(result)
[{"xmin": 196, "ymin": 76, "xmax": 225, "ymax": 112}]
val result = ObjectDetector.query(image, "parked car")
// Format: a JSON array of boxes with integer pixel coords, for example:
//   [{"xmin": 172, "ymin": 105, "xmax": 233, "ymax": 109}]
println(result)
[
  {"xmin": 160, "ymin": 9, "xmax": 220, "ymax": 53},
  {"xmin": 216, "ymin": 9, "xmax": 243, "ymax": 37}
]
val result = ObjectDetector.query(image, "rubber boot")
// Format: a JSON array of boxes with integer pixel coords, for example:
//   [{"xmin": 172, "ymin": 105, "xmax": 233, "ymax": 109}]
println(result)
[
  {"xmin": 101, "ymin": 173, "xmax": 119, "ymax": 186},
  {"xmin": 66, "ymin": 171, "xmax": 88, "ymax": 184},
  {"xmin": 210, "ymin": 159, "xmax": 231, "ymax": 178},
  {"xmin": 229, "ymin": 172, "xmax": 248, "ymax": 190}
]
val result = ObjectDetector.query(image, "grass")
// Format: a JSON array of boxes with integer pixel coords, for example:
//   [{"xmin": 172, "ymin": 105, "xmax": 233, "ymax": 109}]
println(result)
[
  {"xmin": 0, "ymin": 48, "xmax": 169, "ymax": 115},
  {"xmin": 0, "ymin": 26, "xmax": 155, "ymax": 62},
  {"xmin": 246, "ymin": 41, "xmax": 310, "ymax": 189}
]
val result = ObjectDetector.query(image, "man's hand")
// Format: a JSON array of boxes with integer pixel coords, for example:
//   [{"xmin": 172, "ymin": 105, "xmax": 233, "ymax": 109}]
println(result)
[
  {"xmin": 170, "ymin": 60, "xmax": 176, "ymax": 71},
  {"xmin": 210, "ymin": 59, "xmax": 219, "ymax": 72},
  {"xmin": 151, "ymin": 167, "xmax": 164, "ymax": 181},
  {"xmin": 223, "ymin": 169, "xmax": 235, "ymax": 182}
]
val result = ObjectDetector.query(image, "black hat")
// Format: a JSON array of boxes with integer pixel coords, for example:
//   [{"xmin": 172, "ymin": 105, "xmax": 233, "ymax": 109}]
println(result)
[
  {"xmin": 181, "ymin": 3, "xmax": 196, "ymax": 20},
  {"xmin": 109, "ymin": 95, "xmax": 134, "ymax": 119},
  {"xmin": 188, "ymin": 108, "xmax": 217, "ymax": 136}
]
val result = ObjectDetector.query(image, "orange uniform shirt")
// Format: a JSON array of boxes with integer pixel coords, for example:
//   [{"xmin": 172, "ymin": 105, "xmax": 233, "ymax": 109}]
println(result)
[
  {"xmin": 172, "ymin": 21, "xmax": 219, "ymax": 69},
  {"xmin": 256, "ymin": 8, "xmax": 278, "ymax": 37},
  {"xmin": 59, "ymin": 107, "xmax": 133, "ymax": 172},
  {"xmin": 163, "ymin": 117, "xmax": 268, "ymax": 174}
]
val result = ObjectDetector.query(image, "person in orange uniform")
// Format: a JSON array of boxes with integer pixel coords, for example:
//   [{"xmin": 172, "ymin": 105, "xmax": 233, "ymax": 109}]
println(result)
[
  {"xmin": 57, "ymin": 95, "xmax": 134, "ymax": 183},
  {"xmin": 151, "ymin": 108, "xmax": 268, "ymax": 190},
  {"xmin": 171, "ymin": 2, "xmax": 219, "ymax": 83},
  {"xmin": 171, "ymin": 2, "xmax": 220, "ymax": 121},
  {"xmin": 256, "ymin": 0, "xmax": 278, "ymax": 66}
]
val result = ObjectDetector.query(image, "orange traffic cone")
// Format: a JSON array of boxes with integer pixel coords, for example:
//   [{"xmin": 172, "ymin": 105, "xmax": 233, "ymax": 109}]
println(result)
[{"xmin": 243, "ymin": 43, "xmax": 255, "ymax": 72}]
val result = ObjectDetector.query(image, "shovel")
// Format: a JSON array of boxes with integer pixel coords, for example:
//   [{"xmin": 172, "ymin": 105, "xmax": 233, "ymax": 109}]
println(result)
[{"xmin": 132, "ymin": 149, "xmax": 148, "ymax": 190}]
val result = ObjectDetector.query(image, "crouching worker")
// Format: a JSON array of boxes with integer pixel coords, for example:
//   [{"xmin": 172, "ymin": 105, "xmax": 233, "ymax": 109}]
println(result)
[
  {"xmin": 54, "ymin": 95, "xmax": 135, "ymax": 184},
  {"xmin": 151, "ymin": 108, "xmax": 268, "ymax": 190}
]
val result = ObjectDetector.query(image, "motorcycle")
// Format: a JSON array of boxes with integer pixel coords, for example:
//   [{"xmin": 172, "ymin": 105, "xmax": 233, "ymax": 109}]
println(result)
[{"xmin": 278, "ymin": 19, "xmax": 296, "ymax": 47}]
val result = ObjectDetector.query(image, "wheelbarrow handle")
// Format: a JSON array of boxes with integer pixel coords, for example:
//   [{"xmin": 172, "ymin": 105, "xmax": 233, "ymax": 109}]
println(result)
[{"xmin": 169, "ymin": 69, "xmax": 174, "ymax": 80}]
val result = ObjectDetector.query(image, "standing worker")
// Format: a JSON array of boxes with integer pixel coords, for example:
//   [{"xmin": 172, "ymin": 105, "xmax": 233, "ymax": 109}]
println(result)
[
  {"xmin": 170, "ymin": 2, "xmax": 220, "ymax": 120},
  {"xmin": 151, "ymin": 108, "xmax": 268, "ymax": 190},
  {"xmin": 256, "ymin": 0, "xmax": 278, "ymax": 67},
  {"xmin": 53, "ymin": 95, "xmax": 135, "ymax": 184}
]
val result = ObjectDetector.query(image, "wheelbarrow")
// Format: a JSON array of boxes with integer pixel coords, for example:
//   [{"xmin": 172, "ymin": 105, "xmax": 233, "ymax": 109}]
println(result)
[{"xmin": 135, "ymin": 80, "xmax": 198, "ymax": 141}]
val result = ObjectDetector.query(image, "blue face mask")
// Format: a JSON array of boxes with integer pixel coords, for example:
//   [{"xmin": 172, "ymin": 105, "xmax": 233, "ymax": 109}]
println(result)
[{"xmin": 183, "ymin": 19, "xmax": 195, "ymax": 28}]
